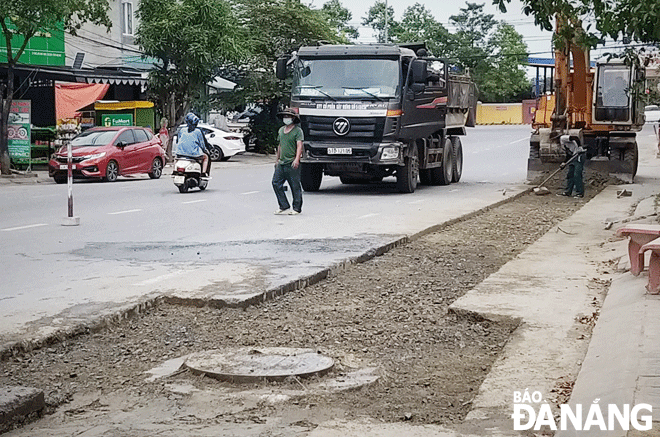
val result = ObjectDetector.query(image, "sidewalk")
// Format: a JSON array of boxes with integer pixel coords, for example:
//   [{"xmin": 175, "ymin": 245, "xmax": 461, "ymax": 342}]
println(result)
[{"xmin": 0, "ymin": 169, "xmax": 49, "ymax": 185}]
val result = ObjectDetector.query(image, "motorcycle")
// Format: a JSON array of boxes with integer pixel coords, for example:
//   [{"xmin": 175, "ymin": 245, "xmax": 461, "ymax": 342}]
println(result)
[{"xmin": 172, "ymin": 155, "xmax": 209, "ymax": 193}]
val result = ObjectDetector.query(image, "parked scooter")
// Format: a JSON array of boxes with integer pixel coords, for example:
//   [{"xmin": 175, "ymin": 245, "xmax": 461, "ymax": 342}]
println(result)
[{"xmin": 172, "ymin": 155, "xmax": 209, "ymax": 193}]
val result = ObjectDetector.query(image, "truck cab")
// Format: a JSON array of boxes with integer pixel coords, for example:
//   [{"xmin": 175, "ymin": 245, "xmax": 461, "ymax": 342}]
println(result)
[{"xmin": 277, "ymin": 44, "xmax": 476, "ymax": 193}]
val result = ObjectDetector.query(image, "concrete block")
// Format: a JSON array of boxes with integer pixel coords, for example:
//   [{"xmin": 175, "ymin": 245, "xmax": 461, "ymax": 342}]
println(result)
[{"xmin": 0, "ymin": 386, "xmax": 45, "ymax": 428}]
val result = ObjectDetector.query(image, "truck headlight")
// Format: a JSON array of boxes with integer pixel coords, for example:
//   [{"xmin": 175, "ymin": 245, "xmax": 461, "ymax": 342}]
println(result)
[{"xmin": 381, "ymin": 147, "xmax": 399, "ymax": 160}]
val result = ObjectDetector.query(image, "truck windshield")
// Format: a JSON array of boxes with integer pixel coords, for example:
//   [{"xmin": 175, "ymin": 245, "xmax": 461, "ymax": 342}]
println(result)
[{"xmin": 292, "ymin": 59, "xmax": 400, "ymax": 99}]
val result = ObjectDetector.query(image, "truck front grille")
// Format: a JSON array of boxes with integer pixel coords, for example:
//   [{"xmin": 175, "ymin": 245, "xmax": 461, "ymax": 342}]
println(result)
[{"xmin": 303, "ymin": 116, "xmax": 385, "ymax": 142}]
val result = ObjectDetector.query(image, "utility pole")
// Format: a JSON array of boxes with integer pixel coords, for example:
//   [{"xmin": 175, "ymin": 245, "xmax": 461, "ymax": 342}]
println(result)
[{"xmin": 384, "ymin": 0, "xmax": 388, "ymax": 43}]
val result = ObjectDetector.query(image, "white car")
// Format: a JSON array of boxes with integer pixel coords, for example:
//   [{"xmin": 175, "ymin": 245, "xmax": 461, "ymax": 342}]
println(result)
[
  {"xmin": 174, "ymin": 123, "xmax": 245, "ymax": 161},
  {"xmin": 645, "ymin": 105, "xmax": 660, "ymax": 123}
]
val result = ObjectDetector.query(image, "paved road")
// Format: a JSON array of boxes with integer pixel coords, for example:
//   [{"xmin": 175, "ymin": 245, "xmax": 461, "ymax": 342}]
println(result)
[{"xmin": 0, "ymin": 125, "xmax": 531, "ymax": 346}]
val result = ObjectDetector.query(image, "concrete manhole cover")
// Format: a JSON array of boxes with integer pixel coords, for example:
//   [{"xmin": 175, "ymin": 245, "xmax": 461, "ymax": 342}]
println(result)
[{"xmin": 184, "ymin": 347, "xmax": 334, "ymax": 382}]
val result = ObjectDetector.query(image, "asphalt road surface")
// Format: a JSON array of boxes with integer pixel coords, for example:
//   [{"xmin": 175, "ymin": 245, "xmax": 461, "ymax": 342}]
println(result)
[{"xmin": 0, "ymin": 125, "xmax": 531, "ymax": 346}]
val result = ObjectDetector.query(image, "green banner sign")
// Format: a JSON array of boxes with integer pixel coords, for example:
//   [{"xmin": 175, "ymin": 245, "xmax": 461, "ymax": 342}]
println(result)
[
  {"xmin": 8, "ymin": 100, "xmax": 31, "ymax": 162},
  {"xmin": 0, "ymin": 20, "xmax": 65, "ymax": 66},
  {"xmin": 102, "ymin": 114, "xmax": 133, "ymax": 127}
]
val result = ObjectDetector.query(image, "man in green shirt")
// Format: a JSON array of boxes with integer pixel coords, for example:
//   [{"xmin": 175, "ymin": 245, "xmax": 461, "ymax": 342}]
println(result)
[{"xmin": 272, "ymin": 108, "xmax": 304, "ymax": 215}]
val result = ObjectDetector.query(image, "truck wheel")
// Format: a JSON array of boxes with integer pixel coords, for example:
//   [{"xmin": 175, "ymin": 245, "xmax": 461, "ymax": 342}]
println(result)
[
  {"xmin": 451, "ymin": 137, "xmax": 463, "ymax": 183},
  {"xmin": 396, "ymin": 144, "xmax": 419, "ymax": 193},
  {"xmin": 431, "ymin": 138, "xmax": 453, "ymax": 185},
  {"xmin": 301, "ymin": 163, "xmax": 323, "ymax": 192}
]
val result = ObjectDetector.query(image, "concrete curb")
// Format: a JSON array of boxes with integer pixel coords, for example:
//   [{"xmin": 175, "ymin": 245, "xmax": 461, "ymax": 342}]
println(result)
[
  {"xmin": 0, "ymin": 386, "xmax": 45, "ymax": 433},
  {"xmin": 0, "ymin": 298, "xmax": 161, "ymax": 360},
  {"xmin": 0, "ymin": 187, "xmax": 531, "ymax": 361}
]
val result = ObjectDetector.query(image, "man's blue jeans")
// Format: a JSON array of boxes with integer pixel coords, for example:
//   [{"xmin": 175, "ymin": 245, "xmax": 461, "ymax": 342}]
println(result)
[{"xmin": 272, "ymin": 163, "xmax": 302, "ymax": 212}]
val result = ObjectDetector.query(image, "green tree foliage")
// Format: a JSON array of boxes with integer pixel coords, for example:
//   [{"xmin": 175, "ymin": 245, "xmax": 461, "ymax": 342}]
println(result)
[
  {"xmin": 447, "ymin": 3, "xmax": 498, "ymax": 73},
  {"xmin": 135, "ymin": 0, "xmax": 244, "ymax": 157},
  {"xmin": 391, "ymin": 3, "xmax": 452, "ymax": 57},
  {"xmin": 0, "ymin": 0, "xmax": 111, "ymax": 174},
  {"xmin": 479, "ymin": 23, "xmax": 531, "ymax": 102},
  {"xmin": 595, "ymin": 0, "xmax": 660, "ymax": 43},
  {"xmin": 362, "ymin": 1, "xmax": 399, "ymax": 43},
  {"xmin": 217, "ymin": 0, "xmax": 340, "ymax": 153},
  {"xmin": 321, "ymin": 0, "xmax": 359, "ymax": 42},
  {"xmin": 361, "ymin": 1, "xmax": 530, "ymax": 102},
  {"xmin": 445, "ymin": 3, "xmax": 530, "ymax": 102},
  {"xmin": 494, "ymin": 0, "xmax": 660, "ymax": 46}
]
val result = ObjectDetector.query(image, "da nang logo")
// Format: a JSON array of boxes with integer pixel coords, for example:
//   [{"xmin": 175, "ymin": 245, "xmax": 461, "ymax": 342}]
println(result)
[{"xmin": 512, "ymin": 390, "xmax": 652, "ymax": 431}]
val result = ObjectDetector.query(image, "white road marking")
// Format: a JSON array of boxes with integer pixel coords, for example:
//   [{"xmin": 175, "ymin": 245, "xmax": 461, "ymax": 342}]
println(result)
[
  {"xmin": 182, "ymin": 199, "xmax": 207, "ymax": 205},
  {"xmin": 358, "ymin": 213, "xmax": 380, "ymax": 219},
  {"xmin": 2, "ymin": 223, "xmax": 48, "ymax": 232},
  {"xmin": 408, "ymin": 199, "xmax": 425, "ymax": 205},
  {"xmin": 241, "ymin": 191, "xmax": 260, "ymax": 195},
  {"xmin": 508, "ymin": 137, "xmax": 529, "ymax": 145},
  {"xmin": 108, "ymin": 209, "xmax": 142, "ymax": 215},
  {"xmin": 285, "ymin": 233, "xmax": 309, "ymax": 240},
  {"xmin": 449, "ymin": 189, "xmax": 459, "ymax": 192}
]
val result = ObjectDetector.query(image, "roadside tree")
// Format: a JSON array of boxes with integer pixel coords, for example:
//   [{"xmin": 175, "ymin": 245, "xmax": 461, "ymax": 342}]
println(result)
[
  {"xmin": 391, "ymin": 3, "xmax": 452, "ymax": 57},
  {"xmin": 322, "ymin": 0, "xmax": 359, "ymax": 42},
  {"xmin": 446, "ymin": 3, "xmax": 498, "ymax": 78},
  {"xmin": 216, "ymin": 0, "xmax": 339, "ymax": 153},
  {"xmin": 445, "ymin": 3, "xmax": 529, "ymax": 102},
  {"xmin": 0, "ymin": 0, "xmax": 111, "ymax": 174},
  {"xmin": 479, "ymin": 23, "xmax": 530, "ymax": 102},
  {"xmin": 135, "ymin": 0, "xmax": 244, "ymax": 158},
  {"xmin": 494, "ymin": 0, "xmax": 660, "ymax": 46},
  {"xmin": 362, "ymin": 1, "xmax": 399, "ymax": 43}
]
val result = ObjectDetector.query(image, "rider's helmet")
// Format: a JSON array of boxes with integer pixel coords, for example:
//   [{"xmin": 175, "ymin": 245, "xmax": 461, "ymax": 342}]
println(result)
[{"xmin": 184, "ymin": 112, "xmax": 200, "ymax": 129}]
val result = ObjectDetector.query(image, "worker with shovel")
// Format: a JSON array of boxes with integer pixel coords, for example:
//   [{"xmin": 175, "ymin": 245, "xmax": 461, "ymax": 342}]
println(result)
[{"xmin": 560, "ymin": 135, "xmax": 586, "ymax": 198}]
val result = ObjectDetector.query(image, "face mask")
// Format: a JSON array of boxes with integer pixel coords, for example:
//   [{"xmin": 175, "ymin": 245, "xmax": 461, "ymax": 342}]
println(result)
[{"xmin": 283, "ymin": 118, "xmax": 293, "ymax": 125}]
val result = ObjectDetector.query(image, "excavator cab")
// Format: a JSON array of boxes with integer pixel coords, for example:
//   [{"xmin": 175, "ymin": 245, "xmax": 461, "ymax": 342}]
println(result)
[{"xmin": 593, "ymin": 61, "xmax": 645, "ymax": 127}]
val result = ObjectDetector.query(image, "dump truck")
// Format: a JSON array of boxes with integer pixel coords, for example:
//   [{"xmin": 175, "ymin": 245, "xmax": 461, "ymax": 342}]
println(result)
[
  {"xmin": 528, "ymin": 18, "xmax": 645, "ymax": 183},
  {"xmin": 276, "ymin": 44, "xmax": 478, "ymax": 193}
]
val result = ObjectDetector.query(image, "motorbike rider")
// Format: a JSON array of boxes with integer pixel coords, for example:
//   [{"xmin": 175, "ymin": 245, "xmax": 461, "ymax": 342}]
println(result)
[{"xmin": 176, "ymin": 112, "xmax": 211, "ymax": 176}]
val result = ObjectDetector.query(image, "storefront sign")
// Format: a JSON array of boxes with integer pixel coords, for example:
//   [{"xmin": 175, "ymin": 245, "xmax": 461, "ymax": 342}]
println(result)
[
  {"xmin": 102, "ymin": 114, "xmax": 133, "ymax": 127},
  {"xmin": 8, "ymin": 100, "xmax": 31, "ymax": 162}
]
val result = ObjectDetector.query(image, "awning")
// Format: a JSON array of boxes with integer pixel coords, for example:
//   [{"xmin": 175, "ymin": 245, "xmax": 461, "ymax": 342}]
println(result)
[
  {"xmin": 85, "ymin": 72, "xmax": 148, "ymax": 86},
  {"xmin": 55, "ymin": 83, "xmax": 110, "ymax": 121},
  {"xmin": 0, "ymin": 64, "xmax": 148, "ymax": 86},
  {"xmin": 77, "ymin": 100, "xmax": 154, "ymax": 112}
]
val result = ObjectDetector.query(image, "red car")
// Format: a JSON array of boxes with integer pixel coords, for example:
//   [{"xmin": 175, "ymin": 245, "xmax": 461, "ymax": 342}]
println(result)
[{"xmin": 48, "ymin": 126, "xmax": 166, "ymax": 183}]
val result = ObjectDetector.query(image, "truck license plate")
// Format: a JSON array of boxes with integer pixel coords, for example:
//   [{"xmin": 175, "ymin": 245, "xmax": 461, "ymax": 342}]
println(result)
[
  {"xmin": 173, "ymin": 175, "xmax": 185, "ymax": 184},
  {"xmin": 59, "ymin": 164, "xmax": 76, "ymax": 170},
  {"xmin": 327, "ymin": 147, "xmax": 352, "ymax": 155}
]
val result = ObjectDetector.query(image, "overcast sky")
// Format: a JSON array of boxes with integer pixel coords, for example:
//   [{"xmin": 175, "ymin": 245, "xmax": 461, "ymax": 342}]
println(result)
[{"xmin": 328, "ymin": 0, "xmax": 555, "ymax": 57}]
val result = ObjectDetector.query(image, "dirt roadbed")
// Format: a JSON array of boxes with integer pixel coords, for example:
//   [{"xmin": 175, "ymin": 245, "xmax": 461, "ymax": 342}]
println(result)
[{"xmin": 1, "ymin": 189, "xmax": 600, "ymax": 435}]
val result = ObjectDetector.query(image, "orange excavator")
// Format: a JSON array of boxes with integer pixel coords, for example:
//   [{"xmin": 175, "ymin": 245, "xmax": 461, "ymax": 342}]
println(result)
[{"xmin": 528, "ymin": 17, "xmax": 646, "ymax": 183}]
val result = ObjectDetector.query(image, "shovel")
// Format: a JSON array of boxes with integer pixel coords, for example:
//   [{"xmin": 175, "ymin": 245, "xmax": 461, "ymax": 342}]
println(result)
[{"xmin": 533, "ymin": 153, "xmax": 579, "ymax": 196}]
